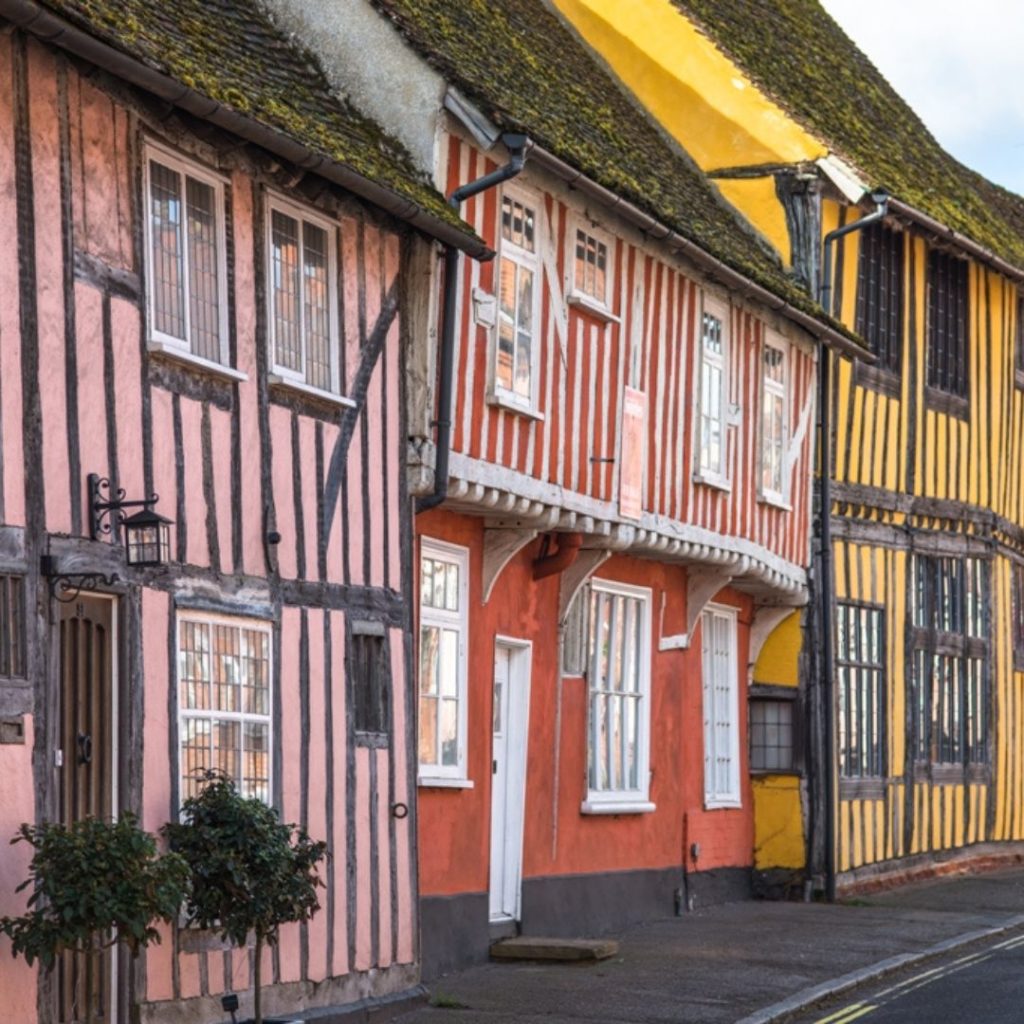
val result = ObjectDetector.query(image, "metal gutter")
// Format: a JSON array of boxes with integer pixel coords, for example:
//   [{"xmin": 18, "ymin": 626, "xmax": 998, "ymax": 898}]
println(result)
[
  {"xmin": 887, "ymin": 197, "xmax": 1024, "ymax": 285},
  {"xmin": 0, "ymin": 0, "xmax": 492, "ymax": 259},
  {"xmin": 528, "ymin": 146, "xmax": 872, "ymax": 363}
]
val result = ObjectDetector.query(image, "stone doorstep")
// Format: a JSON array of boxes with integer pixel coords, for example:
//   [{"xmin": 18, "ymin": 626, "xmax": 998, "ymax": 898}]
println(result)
[{"xmin": 489, "ymin": 936, "xmax": 620, "ymax": 962}]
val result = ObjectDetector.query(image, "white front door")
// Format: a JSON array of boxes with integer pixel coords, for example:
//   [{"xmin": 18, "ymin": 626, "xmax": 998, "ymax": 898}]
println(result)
[{"xmin": 489, "ymin": 639, "xmax": 531, "ymax": 922}]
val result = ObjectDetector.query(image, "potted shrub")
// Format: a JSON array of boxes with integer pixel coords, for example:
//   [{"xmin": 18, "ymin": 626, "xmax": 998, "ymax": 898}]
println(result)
[
  {"xmin": 163, "ymin": 772, "xmax": 326, "ymax": 1024},
  {"xmin": 0, "ymin": 813, "xmax": 189, "ymax": 1024}
]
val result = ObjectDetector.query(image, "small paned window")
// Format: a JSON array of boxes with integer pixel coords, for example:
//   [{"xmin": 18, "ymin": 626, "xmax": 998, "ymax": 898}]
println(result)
[
  {"xmin": 418, "ymin": 540, "xmax": 469, "ymax": 780},
  {"xmin": 749, "ymin": 697, "xmax": 796, "ymax": 772},
  {"xmin": 1015, "ymin": 295, "xmax": 1024, "ymax": 387},
  {"xmin": 761, "ymin": 339, "xmax": 787, "ymax": 502},
  {"xmin": 911, "ymin": 556, "xmax": 988, "ymax": 767},
  {"xmin": 702, "ymin": 605, "xmax": 740, "ymax": 807},
  {"xmin": 495, "ymin": 193, "xmax": 539, "ymax": 408},
  {"xmin": 855, "ymin": 223, "xmax": 904, "ymax": 375},
  {"xmin": 585, "ymin": 580, "xmax": 652, "ymax": 808},
  {"xmin": 571, "ymin": 226, "xmax": 610, "ymax": 310},
  {"xmin": 926, "ymin": 249, "xmax": 970, "ymax": 402},
  {"xmin": 836, "ymin": 603, "xmax": 886, "ymax": 778},
  {"xmin": 0, "ymin": 574, "xmax": 25, "ymax": 678},
  {"xmin": 697, "ymin": 301, "xmax": 729, "ymax": 485},
  {"xmin": 267, "ymin": 197, "xmax": 340, "ymax": 394},
  {"xmin": 351, "ymin": 625, "xmax": 390, "ymax": 738},
  {"xmin": 177, "ymin": 615, "xmax": 272, "ymax": 804},
  {"xmin": 1013, "ymin": 562, "xmax": 1024, "ymax": 671},
  {"xmin": 145, "ymin": 147, "xmax": 227, "ymax": 363}
]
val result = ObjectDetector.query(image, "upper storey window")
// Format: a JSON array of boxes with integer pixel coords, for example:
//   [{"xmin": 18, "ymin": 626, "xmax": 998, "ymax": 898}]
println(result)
[
  {"xmin": 696, "ymin": 298, "xmax": 729, "ymax": 487},
  {"xmin": 760, "ymin": 338, "xmax": 787, "ymax": 504},
  {"xmin": 855, "ymin": 223, "xmax": 904, "ymax": 376},
  {"xmin": 267, "ymin": 195, "xmax": 342, "ymax": 398},
  {"xmin": 926, "ymin": 249, "xmax": 969, "ymax": 408},
  {"xmin": 569, "ymin": 223, "xmax": 613, "ymax": 317},
  {"xmin": 145, "ymin": 146, "xmax": 228, "ymax": 366},
  {"xmin": 494, "ymin": 193, "xmax": 539, "ymax": 410},
  {"xmin": 1015, "ymin": 294, "xmax": 1024, "ymax": 389}
]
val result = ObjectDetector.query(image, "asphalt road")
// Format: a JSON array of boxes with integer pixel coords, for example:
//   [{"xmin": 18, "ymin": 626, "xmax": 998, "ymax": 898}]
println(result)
[{"xmin": 788, "ymin": 928, "xmax": 1024, "ymax": 1024}]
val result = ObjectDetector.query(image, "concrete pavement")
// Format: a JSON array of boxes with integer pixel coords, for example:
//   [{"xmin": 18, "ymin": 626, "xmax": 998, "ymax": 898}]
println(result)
[{"xmin": 400, "ymin": 868, "xmax": 1024, "ymax": 1024}]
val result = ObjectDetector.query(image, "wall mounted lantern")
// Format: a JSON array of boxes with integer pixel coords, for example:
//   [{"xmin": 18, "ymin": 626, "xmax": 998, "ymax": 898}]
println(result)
[{"xmin": 89, "ymin": 473, "xmax": 173, "ymax": 567}]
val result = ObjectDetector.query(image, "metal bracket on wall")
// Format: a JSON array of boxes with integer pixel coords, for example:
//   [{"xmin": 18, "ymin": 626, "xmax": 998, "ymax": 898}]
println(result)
[{"xmin": 39, "ymin": 554, "xmax": 119, "ymax": 604}]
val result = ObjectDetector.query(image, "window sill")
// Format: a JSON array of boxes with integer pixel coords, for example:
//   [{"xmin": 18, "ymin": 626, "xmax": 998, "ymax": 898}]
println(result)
[
  {"xmin": 418, "ymin": 776, "xmax": 474, "ymax": 790},
  {"xmin": 147, "ymin": 340, "xmax": 247, "ymax": 383},
  {"xmin": 486, "ymin": 390, "xmax": 545, "ymax": 421},
  {"xmin": 923, "ymin": 385, "xmax": 968, "ymax": 421},
  {"xmin": 580, "ymin": 798, "xmax": 655, "ymax": 815},
  {"xmin": 757, "ymin": 492, "xmax": 792, "ymax": 512},
  {"xmin": 839, "ymin": 777, "xmax": 886, "ymax": 800},
  {"xmin": 750, "ymin": 768, "xmax": 802, "ymax": 779},
  {"xmin": 268, "ymin": 374, "xmax": 356, "ymax": 409},
  {"xmin": 693, "ymin": 471, "xmax": 731, "ymax": 494},
  {"xmin": 855, "ymin": 361, "xmax": 901, "ymax": 398},
  {"xmin": 567, "ymin": 293, "xmax": 620, "ymax": 324},
  {"xmin": 703, "ymin": 797, "xmax": 742, "ymax": 811}
]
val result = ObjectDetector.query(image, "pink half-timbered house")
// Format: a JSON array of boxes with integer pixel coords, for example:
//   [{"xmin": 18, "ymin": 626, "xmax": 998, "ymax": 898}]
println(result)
[
  {"xmin": 304, "ymin": 0, "xmax": 866, "ymax": 976},
  {"xmin": 0, "ymin": 0, "xmax": 485, "ymax": 1021}
]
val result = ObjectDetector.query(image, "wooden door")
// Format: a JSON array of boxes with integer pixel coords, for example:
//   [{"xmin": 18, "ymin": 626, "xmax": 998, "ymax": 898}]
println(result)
[{"xmin": 58, "ymin": 595, "xmax": 116, "ymax": 1024}]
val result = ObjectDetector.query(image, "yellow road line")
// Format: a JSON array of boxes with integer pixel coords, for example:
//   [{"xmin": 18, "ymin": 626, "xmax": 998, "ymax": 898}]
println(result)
[{"xmin": 815, "ymin": 1004, "xmax": 877, "ymax": 1024}]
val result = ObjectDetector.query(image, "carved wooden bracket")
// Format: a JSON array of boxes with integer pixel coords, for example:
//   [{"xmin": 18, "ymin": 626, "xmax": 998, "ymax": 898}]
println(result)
[
  {"xmin": 748, "ymin": 605, "xmax": 801, "ymax": 671},
  {"xmin": 481, "ymin": 528, "xmax": 539, "ymax": 605},
  {"xmin": 685, "ymin": 567, "xmax": 734, "ymax": 641},
  {"xmin": 558, "ymin": 548, "xmax": 611, "ymax": 624}
]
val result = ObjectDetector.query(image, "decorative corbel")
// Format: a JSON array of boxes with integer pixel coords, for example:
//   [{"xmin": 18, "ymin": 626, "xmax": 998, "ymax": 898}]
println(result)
[
  {"xmin": 481, "ymin": 527, "xmax": 539, "ymax": 604},
  {"xmin": 685, "ymin": 566, "xmax": 734, "ymax": 641},
  {"xmin": 558, "ymin": 548, "xmax": 611, "ymax": 624}
]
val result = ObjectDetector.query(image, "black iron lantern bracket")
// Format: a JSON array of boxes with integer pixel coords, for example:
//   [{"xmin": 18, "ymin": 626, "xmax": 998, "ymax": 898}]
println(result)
[
  {"xmin": 40, "ymin": 554, "xmax": 119, "ymax": 603},
  {"xmin": 88, "ymin": 474, "xmax": 159, "ymax": 539}
]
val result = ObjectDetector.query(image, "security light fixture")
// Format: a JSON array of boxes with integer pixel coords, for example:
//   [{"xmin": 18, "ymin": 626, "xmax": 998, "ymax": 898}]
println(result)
[{"xmin": 88, "ymin": 473, "xmax": 173, "ymax": 567}]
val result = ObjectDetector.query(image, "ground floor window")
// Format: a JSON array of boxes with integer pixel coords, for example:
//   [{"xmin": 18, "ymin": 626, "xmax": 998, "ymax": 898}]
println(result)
[
  {"xmin": 749, "ymin": 689, "xmax": 799, "ymax": 773},
  {"xmin": 418, "ymin": 539, "xmax": 469, "ymax": 781},
  {"xmin": 910, "ymin": 555, "xmax": 989, "ymax": 768},
  {"xmin": 177, "ymin": 613, "xmax": 272, "ymax": 803},
  {"xmin": 836, "ymin": 602, "xmax": 886, "ymax": 779},
  {"xmin": 702, "ymin": 605, "xmax": 740, "ymax": 807},
  {"xmin": 585, "ymin": 579, "xmax": 652, "ymax": 808}
]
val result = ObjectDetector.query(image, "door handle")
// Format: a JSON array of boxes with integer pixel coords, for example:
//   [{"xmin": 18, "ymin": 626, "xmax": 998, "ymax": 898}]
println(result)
[{"xmin": 77, "ymin": 732, "xmax": 92, "ymax": 765}]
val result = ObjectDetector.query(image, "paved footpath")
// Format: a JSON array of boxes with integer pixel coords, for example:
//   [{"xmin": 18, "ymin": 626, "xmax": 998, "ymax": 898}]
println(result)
[{"xmin": 398, "ymin": 868, "xmax": 1024, "ymax": 1024}]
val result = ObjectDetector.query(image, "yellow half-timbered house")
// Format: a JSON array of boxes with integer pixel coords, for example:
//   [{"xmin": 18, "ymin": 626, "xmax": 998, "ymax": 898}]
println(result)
[{"xmin": 557, "ymin": 0, "xmax": 1024, "ymax": 892}]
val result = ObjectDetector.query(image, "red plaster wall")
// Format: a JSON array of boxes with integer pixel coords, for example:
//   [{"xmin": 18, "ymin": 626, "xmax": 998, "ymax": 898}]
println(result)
[{"xmin": 416, "ymin": 509, "xmax": 754, "ymax": 899}]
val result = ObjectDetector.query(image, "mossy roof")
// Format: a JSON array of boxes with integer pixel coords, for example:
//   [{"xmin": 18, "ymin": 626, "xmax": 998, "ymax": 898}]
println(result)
[
  {"xmin": 35, "ymin": 0, "xmax": 468, "ymax": 236},
  {"xmin": 674, "ymin": 0, "xmax": 1024, "ymax": 271},
  {"xmin": 368, "ymin": 0, "xmax": 858, "ymax": 336}
]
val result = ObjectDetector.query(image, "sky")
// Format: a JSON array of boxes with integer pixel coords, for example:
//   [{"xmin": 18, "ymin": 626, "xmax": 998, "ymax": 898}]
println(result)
[{"xmin": 820, "ymin": 0, "xmax": 1024, "ymax": 195}]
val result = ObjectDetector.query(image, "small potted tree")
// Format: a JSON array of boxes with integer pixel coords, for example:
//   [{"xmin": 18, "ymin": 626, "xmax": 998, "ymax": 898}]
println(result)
[
  {"xmin": 163, "ymin": 772, "xmax": 326, "ymax": 1024},
  {"xmin": 0, "ymin": 813, "xmax": 189, "ymax": 1024}
]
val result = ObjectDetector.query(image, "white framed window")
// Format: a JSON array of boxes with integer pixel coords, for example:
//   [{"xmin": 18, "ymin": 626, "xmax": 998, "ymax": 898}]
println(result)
[
  {"xmin": 144, "ymin": 144, "xmax": 229, "ymax": 366},
  {"xmin": 696, "ymin": 296, "xmax": 730, "ymax": 487},
  {"xmin": 702, "ymin": 604, "xmax": 740, "ymax": 808},
  {"xmin": 582, "ymin": 579, "xmax": 654, "ymax": 814},
  {"xmin": 760, "ymin": 335, "xmax": 788, "ymax": 503},
  {"xmin": 418, "ymin": 539, "xmax": 470, "ymax": 784},
  {"xmin": 568, "ymin": 220, "xmax": 613, "ymax": 317},
  {"xmin": 177, "ymin": 613, "xmax": 273, "ymax": 805},
  {"xmin": 493, "ymin": 190, "xmax": 540, "ymax": 411},
  {"xmin": 266, "ymin": 194, "xmax": 343, "ymax": 398}
]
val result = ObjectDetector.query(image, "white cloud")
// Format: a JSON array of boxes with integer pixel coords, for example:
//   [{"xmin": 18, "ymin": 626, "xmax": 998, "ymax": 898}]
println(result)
[{"xmin": 820, "ymin": 0, "xmax": 1024, "ymax": 193}]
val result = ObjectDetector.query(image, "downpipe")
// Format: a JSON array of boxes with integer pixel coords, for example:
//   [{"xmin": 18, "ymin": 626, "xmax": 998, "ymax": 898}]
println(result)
[{"xmin": 416, "ymin": 133, "xmax": 530, "ymax": 514}]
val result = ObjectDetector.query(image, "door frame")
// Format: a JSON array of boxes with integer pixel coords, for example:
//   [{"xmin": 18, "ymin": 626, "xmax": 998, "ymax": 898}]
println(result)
[
  {"xmin": 489, "ymin": 635, "xmax": 533, "ymax": 924},
  {"xmin": 53, "ymin": 590, "xmax": 122, "ymax": 1024}
]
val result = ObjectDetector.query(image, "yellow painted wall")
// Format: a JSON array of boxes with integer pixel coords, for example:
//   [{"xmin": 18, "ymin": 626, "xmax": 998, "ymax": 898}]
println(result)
[
  {"xmin": 716, "ymin": 177, "xmax": 792, "ymax": 265},
  {"xmin": 552, "ymin": 0, "xmax": 824, "ymax": 172},
  {"xmin": 753, "ymin": 775, "xmax": 805, "ymax": 869}
]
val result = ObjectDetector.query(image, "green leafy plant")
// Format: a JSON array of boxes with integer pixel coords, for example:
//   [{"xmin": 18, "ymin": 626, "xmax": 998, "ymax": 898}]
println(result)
[
  {"xmin": 0, "ymin": 813, "xmax": 188, "ymax": 1024},
  {"xmin": 162, "ymin": 772, "xmax": 327, "ymax": 1024}
]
